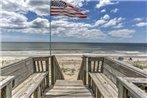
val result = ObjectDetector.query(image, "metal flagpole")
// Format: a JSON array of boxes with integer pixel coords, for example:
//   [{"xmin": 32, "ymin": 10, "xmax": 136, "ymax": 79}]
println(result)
[{"xmin": 49, "ymin": 0, "xmax": 52, "ymax": 56}]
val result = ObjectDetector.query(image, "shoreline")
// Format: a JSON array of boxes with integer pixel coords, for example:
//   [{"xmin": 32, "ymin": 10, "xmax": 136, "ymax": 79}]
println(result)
[{"xmin": 1, "ymin": 50, "xmax": 147, "ymax": 57}]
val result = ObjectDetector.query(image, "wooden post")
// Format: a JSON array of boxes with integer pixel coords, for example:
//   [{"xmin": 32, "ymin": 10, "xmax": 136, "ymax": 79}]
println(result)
[
  {"xmin": 93, "ymin": 60, "xmax": 96, "ymax": 72},
  {"xmin": 1, "ymin": 86, "xmax": 6, "ymax": 98},
  {"xmin": 51, "ymin": 56, "xmax": 55, "ymax": 85},
  {"xmin": 33, "ymin": 60, "xmax": 37, "ymax": 73},
  {"xmin": 83, "ymin": 56, "xmax": 87, "ymax": 85},
  {"xmin": 118, "ymin": 82, "xmax": 123, "ymax": 98},
  {"xmin": 37, "ymin": 87, "xmax": 41, "ymax": 98},
  {"xmin": 5, "ymin": 83, "xmax": 12, "ymax": 98},
  {"xmin": 101, "ymin": 57, "xmax": 104, "ymax": 73},
  {"xmin": 88, "ymin": 74, "xmax": 91, "ymax": 88},
  {"xmin": 34, "ymin": 89, "xmax": 38, "ymax": 98},
  {"xmin": 46, "ymin": 59, "xmax": 49, "ymax": 87},
  {"xmin": 118, "ymin": 81, "xmax": 129, "ymax": 98},
  {"xmin": 88, "ymin": 57, "xmax": 91, "ymax": 88},
  {"xmin": 96, "ymin": 88, "xmax": 101, "ymax": 98},
  {"xmin": 88, "ymin": 57, "xmax": 91, "ymax": 73}
]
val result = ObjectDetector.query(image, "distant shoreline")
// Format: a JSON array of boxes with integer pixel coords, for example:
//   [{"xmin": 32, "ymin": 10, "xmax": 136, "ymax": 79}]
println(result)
[
  {"xmin": 1, "ymin": 50, "xmax": 147, "ymax": 57},
  {"xmin": 1, "ymin": 42, "xmax": 147, "ymax": 44}
]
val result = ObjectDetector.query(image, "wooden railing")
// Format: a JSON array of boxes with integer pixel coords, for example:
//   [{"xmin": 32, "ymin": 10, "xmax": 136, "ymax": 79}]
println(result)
[
  {"xmin": 117, "ymin": 77, "xmax": 147, "ymax": 98},
  {"xmin": 77, "ymin": 56, "xmax": 104, "ymax": 85},
  {"xmin": 78, "ymin": 55, "xmax": 147, "ymax": 98},
  {"xmin": 0, "ymin": 55, "xmax": 65, "ymax": 98},
  {"xmin": 0, "ymin": 76, "xmax": 15, "ymax": 98},
  {"xmin": 33, "ymin": 56, "xmax": 50, "ymax": 88},
  {"xmin": 51, "ymin": 55, "xmax": 65, "ymax": 85},
  {"xmin": 77, "ymin": 56, "xmax": 87, "ymax": 85}
]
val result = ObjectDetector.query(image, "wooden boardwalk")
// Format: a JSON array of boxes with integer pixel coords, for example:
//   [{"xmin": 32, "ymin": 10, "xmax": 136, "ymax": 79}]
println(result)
[
  {"xmin": 1, "ymin": 56, "xmax": 147, "ymax": 98},
  {"xmin": 44, "ymin": 80, "xmax": 93, "ymax": 98}
]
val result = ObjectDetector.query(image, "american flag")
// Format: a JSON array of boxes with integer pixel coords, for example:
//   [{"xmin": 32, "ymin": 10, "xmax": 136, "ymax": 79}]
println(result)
[{"xmin": 51, "ymin": 0, "xmax": 87, "ymax": 18}]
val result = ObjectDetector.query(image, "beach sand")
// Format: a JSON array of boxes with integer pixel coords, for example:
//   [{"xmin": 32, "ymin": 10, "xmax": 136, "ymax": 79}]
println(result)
[
  {"xmin": 56, "ymin": 55, "xmax": 82, "ymax": 80},
  {"xmin": 0, "ymin": 56, "xmax": 27, "ymax": 68}
]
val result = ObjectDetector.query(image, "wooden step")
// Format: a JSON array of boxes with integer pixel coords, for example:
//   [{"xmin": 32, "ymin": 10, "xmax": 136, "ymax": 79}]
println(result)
[{"xmin": 44, "ymin": 80, "xmax": 93, "ymax": 98}]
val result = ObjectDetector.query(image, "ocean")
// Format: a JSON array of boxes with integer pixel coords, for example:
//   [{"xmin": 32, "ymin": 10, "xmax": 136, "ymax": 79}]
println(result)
[{"xmin": 1, "ymin": 42, "xmax": 147, "ymax": 52}]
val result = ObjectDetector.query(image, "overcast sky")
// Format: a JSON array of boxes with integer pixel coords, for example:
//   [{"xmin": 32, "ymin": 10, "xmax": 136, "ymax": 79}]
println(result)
[{"xmin": 0, "ymin": 0, "xmax": 147, "ymax": 43}]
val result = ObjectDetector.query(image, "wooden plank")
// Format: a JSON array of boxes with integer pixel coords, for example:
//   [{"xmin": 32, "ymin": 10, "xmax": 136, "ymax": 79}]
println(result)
[
  {"xmin": 118, "ymin": 77, "xmax": 147, "ymax": 98},
  {"xmin": 89, "ymin": 73, "xmax": 118, "ymax": 98},
  {"xmin": 45, "ymin": 80, "xmax": 93, "ymax": 98},
  {"xmin": 124, "ymin": 77, "xmax": 147, "ymax": 84},
  {"xmin": 89, "ymin": 73, "xmax": 111, "ymax": 98},
  {"xmin": 93, "ymin": 61, "xmax": 96, "ymax": 72},
  {"xmin": 88, "ymin": 58, "xmax": 91, "ymax": 72},
  {"xmin": 0, "ymin": 76, "xmax": 15, "ymax": 89},
  {"xmin": 55, "ymin": 80, "xmax": 83, "ymax": 86},
  {"xmin": 1, "ymin": 58, "xmax": 34, "ymax": 88},
  {"xmin": 0, "ymin": 76, "xmax": 14, "ymax": 98},
  {"xmin": 33, "ymin": 57, "xmax": 50, "ymax": 61},
  {"xmin": 12, "ymin": 73, "xmax": 47, "ymax": 98},
  {"xmin": 104, "ymin": 57, "xmax": 147, "ymax": 78},
  {"xmin": 103, "ymin": 64, "xmax": 126, "ymax": 84},
  {"xmin": 101, "ymin": 74, "xmax": 118, "ymax": 92},
  {"xmin": 96, "ymin": 61, "xmax": 100, "ymax": 72},
  {"xmin": 36, "ymin": 61, "xmax": 40, "ymax": 72},
  {"xmin": 40, "ymin": 61, "xmax": 44, "ymax": 71},
  {"xmin": 96, "ymin": 73, "xmax": 118, "ymax": 97}
]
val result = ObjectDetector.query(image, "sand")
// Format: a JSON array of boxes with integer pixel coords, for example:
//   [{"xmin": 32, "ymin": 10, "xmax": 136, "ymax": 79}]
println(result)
[
  {"xmin": 0, "ymin": 56, "xmax": 28, "ymax": 68},
  {"xmin": 56, "ymin": 55, "xmax": 82, "ymax": 80}
]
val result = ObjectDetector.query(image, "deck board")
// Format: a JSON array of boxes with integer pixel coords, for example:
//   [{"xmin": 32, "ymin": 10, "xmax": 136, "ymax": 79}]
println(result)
[
  {"xmin": 44, "ymin": 80, "xmax": 93, "ymax": 98},
  {"xmin": 12, "ymin": 73, "xmax": 47, "ymax": 98},
  {"xmin": 89, "ymin": 73, "xmax": 118, "ymax": 98}
]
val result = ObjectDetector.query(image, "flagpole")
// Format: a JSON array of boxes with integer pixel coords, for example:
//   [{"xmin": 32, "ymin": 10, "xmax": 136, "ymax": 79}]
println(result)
[{"xmin": 49, "ymin": 0, "xmax": 52, "ymax": 56}]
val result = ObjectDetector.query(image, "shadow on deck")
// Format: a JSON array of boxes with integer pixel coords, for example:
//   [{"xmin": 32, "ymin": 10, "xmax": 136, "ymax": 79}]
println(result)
[{"xmin": 44, "ymin": 80, "xmax": 93, "ymax": 98}]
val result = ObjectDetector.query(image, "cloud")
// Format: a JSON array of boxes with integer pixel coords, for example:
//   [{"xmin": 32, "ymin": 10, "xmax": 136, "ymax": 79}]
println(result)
[
  {"xmin": 108, "ymin": 29, "xmax": 135, "ymax": 38},
  {"xmin": 1, "ymin": 13, "xmax": 107, "ymax": 39},
  {"xmin": 103, "ymin": 17, "xmax": 125, "ymax": 28},
  {"xmin": 100, "ymin": 9, "xmax": 106, "ymax": 13},
  {"xmin": 25, "ymin": 0, "xmax": 50, "ymax": 16},
  {"xmin": 101, "ymin": 14, "xmax": 110, "ymax": 20},
  {"xmin": 66, "ymin": 0, "xmax": 90, "ymax": 7},
  {"xmin": 136, "ymin": 22, "xmax": 147, "ymax": 27},
  {"xmin": 0, "ymin": 11, "xmax": 28, "ymax": 29},
  {"xmin": 49, "ymin": 20, "xmax": 106, "ymax": 39},
  {"xmin": 134, "ymin": 18, "xmax": 143, "ymax": 22},
  {"xmin": 0, "ymin": 0, "xmax": 27, "ymax": 14},
  {"xmin": 29, "ymin": 18, "xmax": 49, "ymax": 28},
  {"xmin": 1, "ymin": 0, "xmax": 90, "ymax": 16},
  {"xmin": 96, "ymin": 0, "xmax": 117, "ymax": 9},
  {"xmin": 94, "ymin": 16, "xmax": 125, "ymax": 29},
  {"xmin": 111, "ymin": 8, "xmax": 119, "ymax": 13},
  {"xmin": 94, "ymin": 20, "xmax": 107, "ymax": 27}
]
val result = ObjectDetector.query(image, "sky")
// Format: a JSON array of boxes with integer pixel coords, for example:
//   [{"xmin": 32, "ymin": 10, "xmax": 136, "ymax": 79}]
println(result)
[{"xmin": 0, "ymin": 0, "xmax": 147, "ymax": 43}]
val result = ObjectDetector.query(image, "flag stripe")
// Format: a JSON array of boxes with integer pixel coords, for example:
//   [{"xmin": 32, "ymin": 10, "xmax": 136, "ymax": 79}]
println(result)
[
  {"xmin": 51, "ymin": 9, "xmax": 84, "ymax": 15},
  {"xmin": 51, "ymin": 12, "xmax": 87, "ymax": 18},
  {"xmin": 50, "ymin": 0, "xmax": 87, "ymax": 18}
]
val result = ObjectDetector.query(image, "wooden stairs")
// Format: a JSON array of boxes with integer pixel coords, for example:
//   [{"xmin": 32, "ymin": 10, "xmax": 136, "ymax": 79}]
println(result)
[{"xmin": 44, "ymin": 80, "xmax": 93, "ymax": 98}]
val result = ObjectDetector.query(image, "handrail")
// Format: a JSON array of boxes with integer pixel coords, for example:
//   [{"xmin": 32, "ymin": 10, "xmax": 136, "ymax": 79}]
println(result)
[
  {"xmin": 104, "ymin": 57, "xmax": 147, "ymax": 78},
  {"xmin": 77, "ymin": 55, "xmax": 147, "ymax": 98},
  {"xmin": 77, "ymin": 56, "xmax": 104, "ymax": 85},
  {"xmin": 77, "ymin": 56, "xmax": 86, "ymax": 85},
  {"xmin": 117, "ymin": 77, "xmax": 147, "ymax": 98},
  {"xmin": 51, "ymin": 55, "xmax": 64, "ymax": 85}
]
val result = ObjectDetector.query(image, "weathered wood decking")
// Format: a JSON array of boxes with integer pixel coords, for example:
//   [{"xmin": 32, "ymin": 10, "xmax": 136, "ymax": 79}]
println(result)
[
  {"xmin": 44, "ymin": 80, "xmax": 93, "ymax": 98},
  {"xmin": 78, "ymin": 55, "xmax": 147, "ymax": 98},
  {"xmin": 0, "ymin": 55, "xmax": 147, "ymax": 98}
]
